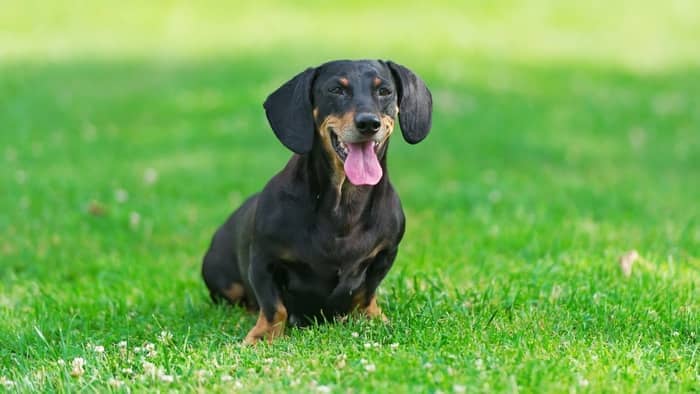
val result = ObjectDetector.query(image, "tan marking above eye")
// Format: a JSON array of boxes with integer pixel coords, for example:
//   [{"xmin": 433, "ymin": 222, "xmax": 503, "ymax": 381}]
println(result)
[
  {"xmin": 339, "ymin": 78, "xmax": 349, "ymax": 87},
  {"xmin": 373, "ymin": 77, "xmax": 382, "ymax": 87}
]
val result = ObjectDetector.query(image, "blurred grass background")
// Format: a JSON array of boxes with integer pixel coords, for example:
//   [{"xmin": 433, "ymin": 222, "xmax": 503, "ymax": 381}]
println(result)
[
  {"xmin": 1, "ymin": 0, "xmax": 699, "ymax": 392},
  {"xmin": 3, "ymin": 0, "xmax": 700, "ymax": 69}
]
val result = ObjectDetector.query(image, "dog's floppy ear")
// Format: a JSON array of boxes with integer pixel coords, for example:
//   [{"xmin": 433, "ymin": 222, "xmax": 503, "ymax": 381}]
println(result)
[
  {"xmin": 263, "ymin": 67, "xmax": 316, "ymax": 154},
  {"xmin": 387, "ymin": 61, "xmax": 433, "ymax": 144}
]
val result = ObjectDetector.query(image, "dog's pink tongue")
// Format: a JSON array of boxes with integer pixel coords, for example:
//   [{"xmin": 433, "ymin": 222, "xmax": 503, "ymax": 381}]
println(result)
[{"xmin": 344, "ymin": 141, "xmax": 382, "ymax": 185}]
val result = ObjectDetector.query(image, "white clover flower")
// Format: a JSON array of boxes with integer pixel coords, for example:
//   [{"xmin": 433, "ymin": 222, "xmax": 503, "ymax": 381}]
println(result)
[
  {"xmin": 351, "ymin": 332, "xmax": 359, "ymax": 338},
  {"xmin": 0, "ymin": 377, "xmax": 15, "ymax": 388},
  {"xmin": 365, "ymin": 364, "xmax": 376, "ymax": 372},
  {"xmin": 93, "ymin": 345, "xmax": 105, "ymax": 353},
  {"xmin": 108, "ymin": 378, "xmax": 124, "ymax": 388},
  {"xmin": 114, "ymin": 188, "xmax": 129, "ymax": 203},
  {"xmin": 142, "ymin": 342, "xmax": 157, "ymax": 357},
  {"xmin": 129, "ymin": 212, "xmax": 141, "ymax": 229},
  {"xmin": 159, "ymin": 373, "xmax": 174, "ymax": 383},
  {"xmin": 578, "ymin": 376, "xmax": 590, "ymax": 387},
  {"xmin": 390, "ymin": 343, "xmax": 399, "ymax": 349},
  {"xmin": 70, "ymin": 357, "xmax": 85, "ymax": 377},
  {"xmin": 157, "ymin": 330, "xmax": 173, "ymax": 344},
  {"xmin": 143, "ymin": 168, "xmax": 158, "ymax": 185},
  {"xmin": 453, "ymin": 384, "xmax": 466, "ymax": 393},
  {"xmin": 142, "ymin": 361, "xmax": 156, "ymax": 377},
  {"xmin": 195, "ymin": 369, "xmax": 210, "ymax": 381}
]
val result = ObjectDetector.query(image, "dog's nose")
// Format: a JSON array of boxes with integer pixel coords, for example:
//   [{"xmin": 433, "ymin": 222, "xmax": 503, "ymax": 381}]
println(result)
[{"xmin": 354, "ymin": 113, "xmax": 381, "ymax": 135}]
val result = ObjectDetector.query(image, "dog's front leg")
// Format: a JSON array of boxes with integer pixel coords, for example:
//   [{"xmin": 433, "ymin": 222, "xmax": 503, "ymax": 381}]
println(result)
[
  {"xmin": 353, "ymin": 248, "xmax": 398, "ymax": 321},
  {"xmin": 243, "ymin": 251, "xmax": 287, "ymax": 345}
]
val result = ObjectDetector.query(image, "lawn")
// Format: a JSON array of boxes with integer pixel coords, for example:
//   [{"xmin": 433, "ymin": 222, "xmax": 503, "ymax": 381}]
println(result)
[{"xmin": 1, "ymin": 1, "xmax": 699, "ymax": 392}]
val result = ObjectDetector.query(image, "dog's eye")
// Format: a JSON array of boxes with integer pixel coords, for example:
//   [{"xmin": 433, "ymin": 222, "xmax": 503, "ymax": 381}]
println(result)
[
  {"xmin": 377, "ymin": 87, "xmax": 392, "ymax": 96},
  {"xmin": 329, "ymin": 86, "xmax": 346, "ymax": 95}
]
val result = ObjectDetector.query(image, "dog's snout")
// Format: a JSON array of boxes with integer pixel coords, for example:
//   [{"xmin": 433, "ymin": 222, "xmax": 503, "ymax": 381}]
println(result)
[{"xmin": 354, "ymin": 113, "xmax": 381, "ymax": 135}]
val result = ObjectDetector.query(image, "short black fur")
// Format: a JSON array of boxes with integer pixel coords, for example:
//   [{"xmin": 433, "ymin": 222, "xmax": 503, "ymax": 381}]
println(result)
[{"xmin": 202, "ymin": 59, "xmax": 433, "ymax": 342}]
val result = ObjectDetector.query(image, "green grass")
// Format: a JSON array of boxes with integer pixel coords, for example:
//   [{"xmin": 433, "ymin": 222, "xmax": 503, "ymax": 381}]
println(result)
[{"xmin": 1, "ymin": 1, "xmax": 699, "ymax": 392}]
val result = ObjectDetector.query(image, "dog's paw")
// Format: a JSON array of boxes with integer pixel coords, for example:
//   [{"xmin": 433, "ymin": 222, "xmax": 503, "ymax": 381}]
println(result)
[
  {"xmin": 242, "ymin": 334, "xmax": 262, "ymax": 346},
  {"xmin": 362, "ymin": 296, "xmax": 389, "ymax": 323},
  {"xmin": 242, "ymin": 329, "xmax": 285, "ymax": 346},
  {"xmin": 365, "ymin": 310, "xmax": 389, "ymax": 324},
  {"xmin": 242, "ymin": 308, "xmax": 287, "ymax": 345}
]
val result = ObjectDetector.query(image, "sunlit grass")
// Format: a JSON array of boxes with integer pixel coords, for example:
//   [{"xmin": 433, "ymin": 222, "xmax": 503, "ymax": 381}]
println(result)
[
  {"xmin": 1, "ymin": 1, "xmax": 699, "ymax": 392},
  {"xmin": 2, "ymin": 0, "xmax": 699, "ymax": 71}
]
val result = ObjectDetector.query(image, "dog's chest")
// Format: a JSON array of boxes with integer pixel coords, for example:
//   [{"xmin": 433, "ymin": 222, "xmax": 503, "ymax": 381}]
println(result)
[
  {"xmin": 307, "ymin": 218, "xmax": 389, "ymax": 265},
  {"xmin": 279, "ymin": 253, "xmax": 373, "ymax": 325},
  {"xmin": 278, "ymin": 224, "xmax": 390, "ymax": 317}
]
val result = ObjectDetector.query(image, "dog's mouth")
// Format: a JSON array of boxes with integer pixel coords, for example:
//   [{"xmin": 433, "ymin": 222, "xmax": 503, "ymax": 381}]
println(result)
[
  {"xmin": 331, "ymin": 132, "xmax": 350, "ymax": 161},
  {"xmin": 331, "ymin": 133, "xmax": 380, "ymax": 160},
  {"xmin": 330, "ymin": 132, "xmax": 383, "ymax": 186}
]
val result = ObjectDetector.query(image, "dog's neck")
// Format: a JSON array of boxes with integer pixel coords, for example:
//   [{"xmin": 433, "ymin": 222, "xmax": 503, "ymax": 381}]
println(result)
[{"xmin": 295, "ymin": 143, "xmax": 390, "ymax": 229}]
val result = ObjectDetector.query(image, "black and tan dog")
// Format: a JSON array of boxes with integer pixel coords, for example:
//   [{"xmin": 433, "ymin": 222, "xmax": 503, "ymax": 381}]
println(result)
[{"xmin": 202, "ymin": 60, "xmax": 432, "ymax": 344}]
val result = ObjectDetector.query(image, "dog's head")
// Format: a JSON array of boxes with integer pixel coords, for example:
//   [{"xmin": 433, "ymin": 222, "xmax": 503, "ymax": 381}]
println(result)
[{"xmin": 264, "ymin": 60, "xmax": 432, "ymax": 186}]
